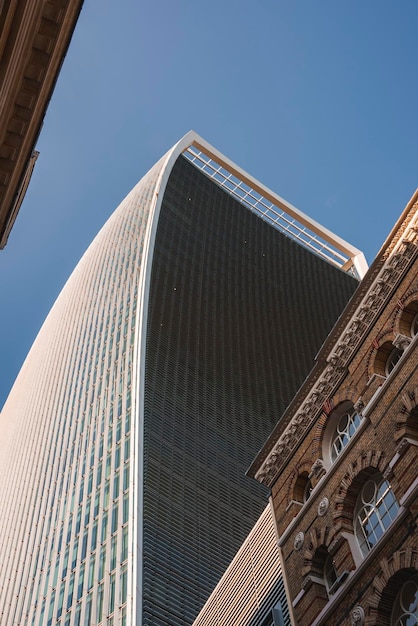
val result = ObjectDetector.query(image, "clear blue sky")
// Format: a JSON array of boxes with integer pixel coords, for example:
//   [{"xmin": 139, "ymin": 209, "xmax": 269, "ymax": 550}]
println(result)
[{"xmin": 1, "ymin": 0, "xmax": 417, "ymax": 407}]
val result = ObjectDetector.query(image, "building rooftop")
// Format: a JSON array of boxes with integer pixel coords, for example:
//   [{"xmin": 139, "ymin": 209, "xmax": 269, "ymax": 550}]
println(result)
[{"xmin": 181, "ymin": 132, "xmax": 368, "ymax": 279}]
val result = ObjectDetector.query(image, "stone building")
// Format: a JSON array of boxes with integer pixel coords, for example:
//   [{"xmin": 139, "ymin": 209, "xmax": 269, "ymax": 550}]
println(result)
[
  {"xmin": 249, "ymin": 190, "xmax": 418, "ymax": 625},
  {"xmin": 0, "ymin": 0, "xmax": 83, "ymax": 248}
]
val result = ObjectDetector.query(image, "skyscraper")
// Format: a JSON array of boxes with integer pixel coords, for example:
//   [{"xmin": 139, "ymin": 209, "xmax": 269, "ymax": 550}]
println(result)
[
  {"xmin": 193, "ymin": 504, "xmax": 288, "ymax": 626},
  {"xmin": 0, "ymin": 132, "xmax": 366, "ymax": 626}
]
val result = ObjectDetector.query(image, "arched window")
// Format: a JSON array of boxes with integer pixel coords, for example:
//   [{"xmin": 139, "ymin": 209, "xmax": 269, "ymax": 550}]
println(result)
[
  {"xmin": 310, "ymin": 545, "xmax": 340, "ymax": 597},
  {"xmin": 293, "ymin": 472, "xmax": 312, "ymax": 504},
  {"xmin": 323, "ymin": 552, "xmax": 338, "ymax": 594},
  {"xmin": 354, "ymin": 474, "xmax": 399, "ymax": 556},
  {"xmin": 398, "ymin": 300, "xmax": 418, "ymax": 338},
  {"xmin": 385, "ymin": 346, "xmax": 404, "ymax": 376},
  {"xmin": 330, "ymin": 407, "xmax": 362, "ymax": 461},
  {"xmin": 323, "ymin": 401, "xmax": 362, "ymax": 466},
  {"xmin": 391, "ymin": 573, "xmax": 418, "ymax": 625},
  {"xmin": 304, "ymin": 478, "xmax": 313, "ymax": 502},
  {"xmin": 374, "ymin": 340, "xmax": 405, "ymax": 378}
]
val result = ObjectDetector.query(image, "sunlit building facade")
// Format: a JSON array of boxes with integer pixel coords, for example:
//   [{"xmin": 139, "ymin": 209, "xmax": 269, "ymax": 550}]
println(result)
[
  {"xmin": 193, "ymin": 505, "xmax": 289, "ymax": 626},
  {"xmin": 0, "ymin": 133, "xmax": 366, "ymax": 626},
  {"xmin": 248, "ymin": 191, "xmax": 418, "ymax": 626}
]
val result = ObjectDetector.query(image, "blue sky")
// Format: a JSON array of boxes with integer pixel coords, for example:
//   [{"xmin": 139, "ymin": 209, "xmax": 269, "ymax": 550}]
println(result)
[{"xmin": 1, "ymin": 0, "xmax": 417, "ymax": 406}]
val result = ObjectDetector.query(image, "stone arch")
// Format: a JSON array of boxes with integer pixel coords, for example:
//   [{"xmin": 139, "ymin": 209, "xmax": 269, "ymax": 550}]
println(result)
[
  {"xmin": 394, "ymin": 385, "xmax": 418, "ymax": 442},
  {"xmin": 365, "ymin": 549, "xmax": 418, "ymax": 625},
  {"xmin": 331, "ymin": 385, "xmax": 358, "ymax": 409},
  {"xmin": 333, "ymin": 449, "xmax": 387, "ymax": 534},
  {"xmin": 312, "ymin": 412, "xmax": 327, "ymax": 460},
  {"xmin": 301, "ymin": 525, "xmax": 337, "ymax": 577},
  {"xmin": 312, "ymin": 388, "xmax": 359, "ymax": 460},
  {"xmin": 395, "ymin": 290, "xmax": 418, "ymax": 337},
  {"xmin": 367, "ymin": 330, "xmax": 397, "ymax": 379},
  {"xmin": 286, "ymin": 460, "xmax": 314, "ymax": 506}
]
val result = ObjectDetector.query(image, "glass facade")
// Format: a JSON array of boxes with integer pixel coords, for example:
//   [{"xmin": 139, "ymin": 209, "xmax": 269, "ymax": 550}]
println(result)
[
  {"xmin": 0, "ymin": 156, "xmax": 163, "ymax": 626},
  {"xmin": 0, "ymin": 137, "xmax": 359, "ymax": 626}
]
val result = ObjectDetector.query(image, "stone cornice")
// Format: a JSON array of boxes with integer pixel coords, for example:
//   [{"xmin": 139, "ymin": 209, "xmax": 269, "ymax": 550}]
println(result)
[
  {"xmin": 253, "ymin": 204, "xmax": 418, "ymax": 488},
  {"xmin": 0, "ymin": 0, "xmax": 83, "ymax": 248}
]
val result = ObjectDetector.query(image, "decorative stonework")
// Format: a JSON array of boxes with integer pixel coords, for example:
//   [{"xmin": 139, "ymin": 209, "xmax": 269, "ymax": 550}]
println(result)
[
  {"xmin": 0, "ymin": 0, "xmax": 84, "ymax": 248},
  {"xmin": 366, "ymin": 550, "xmax": 418, "ymax": 622},
  {"xmin": 395, "ymin": 437, "xmax": 418, "ymax": 458},
  {"xmin": 310, "ymin": 458, "xmax": 326, "ymax": 480},
  {"xmin": 401, "ymin": 388, "xmax": 418, "ymax": 412},
  {"xmin": 294, "ymin": 532, "xmax": 304, "ymax": 551},
  {"xmin": 312, "ymin": 414, "xmax": 328, "ymax": 460},
  {"xmin": 327, "ymin": 533, "xmax": 344, "ymax": 555},
  {"xmin": 398, "ymin": 437, "xmax": 411, "ymax": 455},
  {"xmin": 318, "ymin": 497, "xmax": 329, "ymax": 517},
  {"xmin": 255, "ymin": 218, "xmax": 418, "ymax": 487},
  {"xmin": 333, "ymin": 449, "xmax": 386, "ymax": 534},
  {"xmin": 350, "ymin": 605, "xmax": 365, "ymax": 625},
  {"xmin": 394, "ymin": 387, "xmax": 418, "ymax": 442},
  {"xmin": 301, "ymin": 525, "xmax": 337, "ymax": 578},
  {"xmin": 286, "ymin": 461, "xmax": 313, "ymax": 505},
  {"xmin": 354, "ymin": 397, "xmax": 365, "ymax": 414},
  {"xmin": 393, "ymin": 333, "xmax": 412, "ymax": 351}
]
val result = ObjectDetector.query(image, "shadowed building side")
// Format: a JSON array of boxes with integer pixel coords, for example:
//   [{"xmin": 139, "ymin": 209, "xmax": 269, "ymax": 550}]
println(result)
[
  {"xmin": 0, "ymin": 0, "xmax": 84, "ymax": 248},
  {"xmin": 142, "ymin": 154, "xmax": 360, "ymax": 625}
]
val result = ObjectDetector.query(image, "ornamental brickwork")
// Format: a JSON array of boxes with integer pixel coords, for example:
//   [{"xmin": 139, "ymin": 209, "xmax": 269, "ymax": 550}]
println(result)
[{"xmin": 249, "ymin": 190, "xmax": 418, "ymax": 625}]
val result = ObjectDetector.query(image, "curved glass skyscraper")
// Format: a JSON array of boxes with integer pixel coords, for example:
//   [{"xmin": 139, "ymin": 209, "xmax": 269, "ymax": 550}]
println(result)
[{"xmin": 0, "ymin": 133, "xmax": 366, "ymax": 626}]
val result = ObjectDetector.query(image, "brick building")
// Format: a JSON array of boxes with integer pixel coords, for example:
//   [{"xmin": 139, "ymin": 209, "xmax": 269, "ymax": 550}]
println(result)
[{"xmin": 249, "ymin": 190, "xmax": 418, "ymax": 625}]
